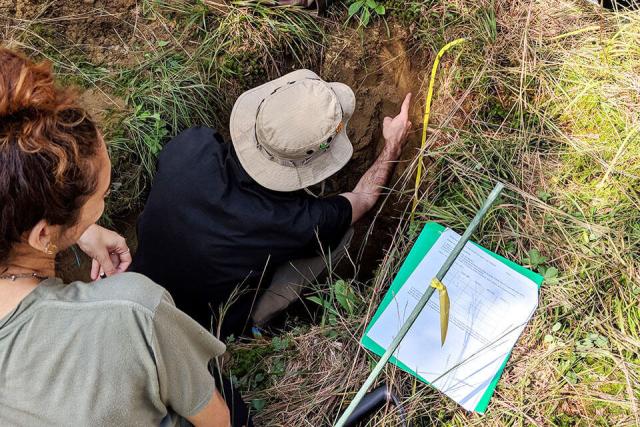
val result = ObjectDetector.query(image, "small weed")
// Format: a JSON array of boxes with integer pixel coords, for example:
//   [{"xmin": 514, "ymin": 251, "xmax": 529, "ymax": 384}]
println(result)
[
  {"xmin": 347, "ymin": 0, "xmax": 386, "ymax": 28},
  {"xmin": 522, "ymin": 248, "xmax": 548, "ymax": 270},
  {"xmin": 307, "ymin": 279, "xmax": 360, "ymax": 328}
]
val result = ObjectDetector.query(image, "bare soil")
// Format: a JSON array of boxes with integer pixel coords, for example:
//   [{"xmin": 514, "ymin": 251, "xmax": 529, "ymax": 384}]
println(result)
[
  {"xmin": 323, "ymin": 24, "xmax": 425, "ymax": 187},
  {"xmin": 321, "ymin": 23, "xmax": 429, "ymax": 278}
]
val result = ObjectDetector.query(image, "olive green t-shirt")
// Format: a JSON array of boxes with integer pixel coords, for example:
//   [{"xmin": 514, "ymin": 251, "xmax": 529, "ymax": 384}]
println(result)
[{"xmin": 0, "ymin": 272, "xmax": 226, "ymax": 426}]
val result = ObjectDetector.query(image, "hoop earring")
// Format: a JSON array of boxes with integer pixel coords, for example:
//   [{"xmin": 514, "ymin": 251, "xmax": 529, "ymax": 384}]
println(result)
[{"xmin": 45, "ymin": 242, "xmax": 58, "ymax": 255}]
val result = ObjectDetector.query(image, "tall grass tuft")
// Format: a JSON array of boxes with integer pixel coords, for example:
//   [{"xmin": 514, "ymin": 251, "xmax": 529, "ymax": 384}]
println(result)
[{"xmin": 107, "ymin": 1, "xmax": 324, "ymax": 214}]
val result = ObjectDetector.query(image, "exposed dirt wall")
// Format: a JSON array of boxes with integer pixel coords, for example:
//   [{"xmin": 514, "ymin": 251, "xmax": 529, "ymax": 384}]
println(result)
[{"xmin": 321, "ymin": 23, "xmax": 429, "ymax": 277}]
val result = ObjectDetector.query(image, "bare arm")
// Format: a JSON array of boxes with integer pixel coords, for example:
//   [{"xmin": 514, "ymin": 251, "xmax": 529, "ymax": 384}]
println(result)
[
  {"xmin": 340, "ymin": 144, "xmax": 402, "ymax": 224},
  {"xmin": 187, "ymin": 389, "xmax": 231, "ymax": 427},
  {"xmin": 341, "ymin": 93, "xmax": 412, "ymax": 224}
]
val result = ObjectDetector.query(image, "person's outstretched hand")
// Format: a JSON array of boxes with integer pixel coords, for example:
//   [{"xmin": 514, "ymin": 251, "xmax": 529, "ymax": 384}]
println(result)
[
  {"xmin": 78, "ymin": 224, "xmax": 132, "ymax": 280},
  {"xmin": 383, "ymin": 92, "xmax": 412, "ymax": 158}
]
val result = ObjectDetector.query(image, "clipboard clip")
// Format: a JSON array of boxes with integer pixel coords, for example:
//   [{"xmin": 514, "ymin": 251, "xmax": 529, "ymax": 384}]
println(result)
[{"xmin": 430, "ymin": 278, "xmax": 450, "ymax": 346}]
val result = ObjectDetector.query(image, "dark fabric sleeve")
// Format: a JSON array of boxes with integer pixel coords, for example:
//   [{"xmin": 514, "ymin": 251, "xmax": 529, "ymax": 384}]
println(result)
[
  {"xmin": 304, "ymin": 194, "xmax": 352, "ymax": 252},
  {"xmin": 151, "ymin": 291, "xmax": 227, "ymax": 418}
]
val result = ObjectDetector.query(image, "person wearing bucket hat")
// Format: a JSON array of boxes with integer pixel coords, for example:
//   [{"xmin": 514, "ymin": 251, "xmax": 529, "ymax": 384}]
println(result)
[{"xmin": 132, "ymin": 69, "xmax": 412, "ymax": 339}]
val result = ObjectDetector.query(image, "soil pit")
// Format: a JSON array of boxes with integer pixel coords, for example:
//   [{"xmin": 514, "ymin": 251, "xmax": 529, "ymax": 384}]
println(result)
[
  {"xmin": 20, "ymin": 7, "xmax": 439, "ymax": 287},
  {"xmin": 320, "ymin": 23, "xmax": 430, "ymax": 279}
]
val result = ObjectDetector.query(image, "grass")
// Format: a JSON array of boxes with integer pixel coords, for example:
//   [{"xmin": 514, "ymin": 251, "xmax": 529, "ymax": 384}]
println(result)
[
  {"xmin": 1, "ymin": 0, "xmax": 324, "ymax": 215},
  {"xmin": 224, "ymin": 1, "xmax": 639, "ymax": 426},
  {"xmin": 2, "ymin": 0, "xmax": 638, "ymax": 425}
]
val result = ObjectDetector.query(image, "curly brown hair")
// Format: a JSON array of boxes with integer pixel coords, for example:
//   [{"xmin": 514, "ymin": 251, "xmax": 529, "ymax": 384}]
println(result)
[{"xmin": 0, "ymin": 48, "xmax": 102, "ymax": 266}]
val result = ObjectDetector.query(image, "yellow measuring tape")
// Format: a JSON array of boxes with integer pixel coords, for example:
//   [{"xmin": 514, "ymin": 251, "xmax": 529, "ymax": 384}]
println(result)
[
  {"xmin": 410, "ymin": 38, "xmax": 466, "ymax": 222},
  {"xmin": 430, "ymin": 278, "xmax": 450, "ymax": 346}
]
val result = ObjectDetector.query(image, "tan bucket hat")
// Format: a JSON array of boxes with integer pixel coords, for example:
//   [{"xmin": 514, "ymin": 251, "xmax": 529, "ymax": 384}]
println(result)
[{"xmin": 230, "ymin": 69, "xmax": 355, "ymax": 192}]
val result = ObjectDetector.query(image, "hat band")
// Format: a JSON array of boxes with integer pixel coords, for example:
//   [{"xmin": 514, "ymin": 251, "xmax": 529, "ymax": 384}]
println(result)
[{"xmin": 255, "ymin": 135, "xmax": 336, "ymax": 168}]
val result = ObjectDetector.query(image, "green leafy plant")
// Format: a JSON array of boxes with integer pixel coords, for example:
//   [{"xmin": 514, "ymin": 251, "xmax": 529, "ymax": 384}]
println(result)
[
  {"xmin": 347, "ymin": 0, "xmax": 385, "ymax": 27},
  {"xmin": 522, "ymin": 249, "xmax": 548, "ymax": 270},
  {"xmin": 576, "ymin": 333, "xmax": 609, "ymax": 352},
  {"xmin": 271, "ymin": 336, "xmax": 290, "ymax": 351},
  {"xmin": 307, "ymin": 279, "xmax": 359, "ymax": 328},
  {"xmin": 251, "ymin": 398, "xmax": 266, "ymax": 411},
  {"xmin": 522, "ymin": 249, "xmax": 560, "ymax": 284},
  {"xmin": 538, "ymin": 265, "xmax": 559, "ymax": 285}
]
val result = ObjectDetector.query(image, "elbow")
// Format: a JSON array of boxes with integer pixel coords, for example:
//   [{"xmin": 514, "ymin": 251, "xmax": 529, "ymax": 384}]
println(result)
[
  {"xmin": 189, "ymin": 389, "xmax": 232, "ymax": 427},
  {"xmin": 350, "ymin": 196, "xmax": 378, "ymax": 224},
  {"xmin": 211, "ymin": 401, "xmax": 230, "ymax": 427},
  {"xmin": 196, "ymin": 407, "xmax": 230, "ymax": 427}
]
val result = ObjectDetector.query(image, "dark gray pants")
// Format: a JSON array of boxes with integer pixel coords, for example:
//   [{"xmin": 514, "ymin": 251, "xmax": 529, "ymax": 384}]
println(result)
[{"xmin": 252, "ymin": 227, "xmax": 354, "ymax": 325}]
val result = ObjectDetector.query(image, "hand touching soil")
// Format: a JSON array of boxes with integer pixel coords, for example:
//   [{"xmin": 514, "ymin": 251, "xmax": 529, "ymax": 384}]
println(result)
[
  {"xmin": 341, "ymin": 93, "xmax": 413, "ymax": 224},
  {"xmin": 383, "ymin": 92, "xmax": 413, "ymax": 158}
]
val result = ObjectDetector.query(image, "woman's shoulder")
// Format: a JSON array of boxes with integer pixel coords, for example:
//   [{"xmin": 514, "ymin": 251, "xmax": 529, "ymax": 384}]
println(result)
[{"xmin": 58, "ymin": 272, "xmax": 170, "ymax": 315}]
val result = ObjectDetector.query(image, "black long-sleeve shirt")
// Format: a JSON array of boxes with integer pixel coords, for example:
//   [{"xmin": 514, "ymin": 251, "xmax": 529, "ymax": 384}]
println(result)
[{"xmin": 132, "ymin": 127, "xmax": 352, "ymax": 338}]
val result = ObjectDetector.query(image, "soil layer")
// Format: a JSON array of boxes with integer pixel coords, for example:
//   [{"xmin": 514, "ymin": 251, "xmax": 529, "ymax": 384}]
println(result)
[{"xmin": 321, "ymin": 23, "xmax": 428, "ymax": 279}]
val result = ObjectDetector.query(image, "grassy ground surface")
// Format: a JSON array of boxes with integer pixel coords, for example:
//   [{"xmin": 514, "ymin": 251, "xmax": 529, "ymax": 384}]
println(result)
[
  {"xmin": 223, "ymin": 2, "xmax": 640, "ymax": 425},
  {"xmin": 1, "ymin": 0, "xmax": 638, "ymax": 425}
]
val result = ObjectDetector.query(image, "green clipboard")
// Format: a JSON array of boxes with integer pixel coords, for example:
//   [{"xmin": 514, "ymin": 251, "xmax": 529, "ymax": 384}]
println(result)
[{"xmin": 360, "ymin": 222, "xmax": 544, "ymax": 414}]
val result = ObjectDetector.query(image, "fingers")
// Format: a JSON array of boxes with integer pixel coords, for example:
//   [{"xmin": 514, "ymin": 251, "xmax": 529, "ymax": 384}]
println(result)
[
  {"xmin": 108, "ymin": 234, "xmax": 130, "ymax": 274},
  {"xmin": 399, "ymin": 92, "xmax": 412, "ymax": 118},
  {"xmin": 116, "ymin": 250, "xmax": 132, "ymax": 273},
  {"xmin": 95, "ymin": 250, "xmax": 116, "ymax": 277},
  {"xmin": 113, "ymin": 234, "xmax": 128, "ymax": 253},
  {"xmin": 91, "ymin": 258, "xmax": 100, "ymax": 281}
]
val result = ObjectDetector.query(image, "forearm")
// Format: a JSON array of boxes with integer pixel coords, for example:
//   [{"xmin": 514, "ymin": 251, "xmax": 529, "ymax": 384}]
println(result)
[
  {"xmin": 187, "ymin": 389, "xmax": 230, "ymax": 427},
  {"xmin": 341, "ymin": 142, "xmax": 400, "ymax": 223},
  {"xmin": 340, "ymin": 92, "xmax": 412, "ymax": 224}
]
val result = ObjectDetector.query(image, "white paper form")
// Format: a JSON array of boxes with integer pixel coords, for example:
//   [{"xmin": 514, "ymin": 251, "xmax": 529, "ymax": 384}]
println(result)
[{"xmin": 366, "ymin": 229, "xmax": 539, "ymax": 412}]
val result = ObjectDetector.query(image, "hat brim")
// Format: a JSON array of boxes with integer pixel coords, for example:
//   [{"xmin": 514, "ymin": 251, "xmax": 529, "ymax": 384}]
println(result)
[{"xmin": 230, "ymin": 69, "xmax": 355, "ymax": 192}]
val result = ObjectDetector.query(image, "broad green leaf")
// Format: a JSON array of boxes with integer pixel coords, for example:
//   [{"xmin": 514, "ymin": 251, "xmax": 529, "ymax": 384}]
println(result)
[
  {"xmin": 362, "ymin": 7, "xmax": 371, "ymax": 26},
  {"xmin": 307, "ymin": 295, "xmax": 324, "ymax": 306},
  {"xmin": 366, "ymin": 0, "xmax": 377, "ymax": 9},
  {"xmin": 524, "ymin": 248, "xmax": 548, "ymax": 267},
  {"xmin": 375, "ymin": 4, "xmax": 385, "ymax": 14},
  {"xmin": 334, "ymin": 281, "xmax": 350, "ymax": 313},
  {"xmin": 271, "ymin": 336, "xmax": 290, "ymax": 351},
  {"xmin": 537, "ymin": 190, "xmax": 551, "ymax": 202},
  {"xmin": 348, "ymin": 1, "xmax": 363, "ymax": 17},
  {"xmin": 594, "ymin": 335, "xmax": 608, "ymax": 348},
  {"xmin": 307, "ymin": 296, "xmax": 337, "ymax": 315},
  {"xmin": 545, "ymin": 267, "xmax": 559, "ymax": 278}
]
